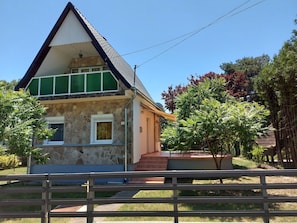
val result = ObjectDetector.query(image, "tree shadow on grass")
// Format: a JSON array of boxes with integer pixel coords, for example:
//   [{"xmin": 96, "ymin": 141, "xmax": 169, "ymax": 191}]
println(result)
[{"xmin": 178, "ymin": 189, "xmax": 279, "ymax": 222}]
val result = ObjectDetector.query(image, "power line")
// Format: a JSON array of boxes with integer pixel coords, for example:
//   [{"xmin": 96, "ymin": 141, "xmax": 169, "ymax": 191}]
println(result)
[
  {"xmin": 137, "ymin": 0, "xmax": 266, "ymax": 68},
  {"xmin": 122, "ymin": 0, "xmax": 252, "ymax": 58},
  {"xmin": 120, "ymin": 0, "xmax": 265, "ymax": 69}
]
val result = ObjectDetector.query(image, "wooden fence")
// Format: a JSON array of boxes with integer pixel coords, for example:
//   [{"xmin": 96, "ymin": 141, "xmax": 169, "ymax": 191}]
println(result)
[{"xmin": 1, "ymin": 169, "xmax": 297, "ymax": 223}]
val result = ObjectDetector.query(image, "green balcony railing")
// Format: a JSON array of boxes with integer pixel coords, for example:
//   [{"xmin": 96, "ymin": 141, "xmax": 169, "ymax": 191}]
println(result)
[{"xmin": 26, "ymin": 70, "xmax": 118, "ymax": 97}]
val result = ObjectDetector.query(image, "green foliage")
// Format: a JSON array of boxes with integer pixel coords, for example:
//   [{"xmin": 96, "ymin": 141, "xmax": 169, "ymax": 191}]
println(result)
[
  {"xmin": 0, "ymin": 82, "xmax": 54, "ymax": 164},
  {"xmin": 0, "ymin": 154, "xmax": 19, "ymax": 169},
  {"xmin": 220, "ymin": 55, "xmax": 270, "ymax": 78},
  {"xmin": 254, "ymin": 21, "xmax": 297, "ymax": 167},
  {"xmin": 176, "ymin": 77, "xmax": 229, "ymax": 120},
  {"xmin": 162, "ymin": 78, "xmax": 269, "ymax": 169},
  {"xmin": 251, "ymin": 146, "xmax": 265, "ymax": 164},
  {"xmin": 0, "ymin": 145, "xmax": 7, "ymax": 155},
  {"xmin": 161, "ymin": 123, "xmax": 192, "ymax": 152}
]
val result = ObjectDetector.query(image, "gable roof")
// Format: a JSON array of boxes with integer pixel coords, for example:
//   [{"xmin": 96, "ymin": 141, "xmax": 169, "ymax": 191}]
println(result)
[{"xmin": 15, "ymin": 2, "xmax": 152, "ymax": 101}]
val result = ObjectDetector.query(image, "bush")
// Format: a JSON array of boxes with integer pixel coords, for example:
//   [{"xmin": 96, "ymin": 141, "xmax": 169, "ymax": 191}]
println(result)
[
  {"xmin": 251, "ymin": 146, "xmax": 265, "ymax": 164},
  {"xmin": 0, "ymin": 145, "xmax": 7, "ymax": 155},
  {"xmin": 0, "ymin": 155, "xmax": 19, "ymax": 169}
]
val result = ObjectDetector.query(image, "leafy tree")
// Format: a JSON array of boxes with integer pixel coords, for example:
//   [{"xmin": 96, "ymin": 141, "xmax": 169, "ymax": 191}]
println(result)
[
  {"xmin": 161, "ymin": 84, "xmax": 187, "ymax": 113},
  {"xmin": 220, "ymin": 55, "xmax": 270, "ymax": 101},
  {"xmin": 178, "ymin": 98, "xmax": 268, "ymax": 171},
  {"xmin": 0, "ymin": 80, "xmax": 19, "ymax": 90},
  {"xmin": 162, "ymin": 78, "xmax": 269, "ymax": 172},
  {"xmin": 0, "ymin": 84, "xmax": 53, "ymax": 164},
  {"xmin": 175, "ymin": 78, "xmax": 228, "ymax": 120},
  {"xmin": 225, "ymin": 71, "xmax": 249, "ymax": 99},
  {"xmin": 254, "ymin": 20, "xmax": 297, "ymax": 167},
  {"xmin": 220, "ymin": 55, "xmax": 270, "ymax": 78},
  {"xmin": 161, "ymin": 71, "xmax": 249, "ymax": 113}
]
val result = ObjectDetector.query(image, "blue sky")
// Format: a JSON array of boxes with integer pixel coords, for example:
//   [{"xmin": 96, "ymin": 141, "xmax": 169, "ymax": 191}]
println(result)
[{"xmin": 1, "ymin": 0, "xmax": 296, "ymax": 104}]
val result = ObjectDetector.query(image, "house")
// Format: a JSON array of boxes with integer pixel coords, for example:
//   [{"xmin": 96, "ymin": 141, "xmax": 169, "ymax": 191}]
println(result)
[{"xmin": 15, "ymin": 2, "xmax": 175, "ymax": 177}]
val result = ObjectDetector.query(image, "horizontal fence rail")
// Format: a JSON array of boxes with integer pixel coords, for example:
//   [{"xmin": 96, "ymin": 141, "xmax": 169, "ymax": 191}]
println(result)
[{"xmin": 0, "ymin": 169, "xmax": 297, "ymax": 223}]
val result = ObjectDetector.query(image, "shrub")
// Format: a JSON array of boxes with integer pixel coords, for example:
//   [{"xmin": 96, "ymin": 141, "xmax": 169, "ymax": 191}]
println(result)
[
  {"xmin": 251, "ymin": 146, "xmax": 265, "ymax": 164},
  {"xmin": 0, "ymin": 145, "xmax": 7, "ymax": 155},
  {"xmin": 0, "ymin": 155, "xmax": 19, "ymax": 169}
]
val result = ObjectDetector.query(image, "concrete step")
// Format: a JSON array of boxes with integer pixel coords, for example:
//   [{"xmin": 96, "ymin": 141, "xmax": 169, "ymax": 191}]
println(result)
[
  {"xmin": 131, "ymin": 155, "xmax": 168, "ymax": 184},
  {"xmin": 129, "ymin": 177, "xmax": 165, "ymax": 184}
]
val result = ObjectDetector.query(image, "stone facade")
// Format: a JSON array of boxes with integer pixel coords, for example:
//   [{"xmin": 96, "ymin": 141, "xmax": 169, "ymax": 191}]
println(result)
[{"xmin": 38, "ymin": 98, "xmax": 133, "ymax": 165}]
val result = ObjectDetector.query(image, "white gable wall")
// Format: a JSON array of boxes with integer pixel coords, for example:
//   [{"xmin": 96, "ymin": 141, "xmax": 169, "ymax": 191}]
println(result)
[
  {"xmin": 35, "ymin": 10, "xmax": 100, "ymax": 77},
  {"xmin": 35, "ymin": 47, "xmax": 71, "ymax": 76},
  {"xmin": 50, "ymin": 11, "xmax": 91, "ymax": 46}
]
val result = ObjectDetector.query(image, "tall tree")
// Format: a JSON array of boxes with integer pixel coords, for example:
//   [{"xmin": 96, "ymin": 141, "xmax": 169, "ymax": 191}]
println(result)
[
  {"xmin": 220, "ymin": 55, "xmax": 270, "ymax": 101},
  {"xmin": 254, "ymin": 20, "xmax": 297, "ymax": 167},
  {"xmin": 161, "ymin": 84, "xmax": 187, "ymax": 113},
  {"xmin": 220, "ymin": 55, "xmax": 270, "ymax": 78},
  {"xmin": 0, "ymin": 84, "xmax": 53, "ymax": 164},
  {"xmin": 162, "ymin": 78, "xmax": 269, "ymax": 170},
  {"xmin": 162, "ymin": 71, "xmax": 249, "ymax": 113},
  {"xmin": 176, "ymin": 78, "xmax": 228, "ymax": 120}
]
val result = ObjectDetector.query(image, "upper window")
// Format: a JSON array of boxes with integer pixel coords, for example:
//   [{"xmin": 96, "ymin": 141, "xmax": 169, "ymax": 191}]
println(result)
[
  {"xmin": 44, "ymin": 116, "xmax": 64, "ymax": 145},
  {"xmin": 91, "ymin": 114, "xmax": 113, "ymax": 144}
]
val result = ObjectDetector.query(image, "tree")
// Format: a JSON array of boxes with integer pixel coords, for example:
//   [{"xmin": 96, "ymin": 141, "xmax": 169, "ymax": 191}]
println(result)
[
  {"xmin": 0, "ymin": 85, "xmax": 53, "ymax": 164},
  {"xmin": 161, "ymin": 71, "xmax": 250, "ymax": 114},
  {"xmin": 161, "ymin": 84, "xmax": 187, "ymax": 113},
  {"xmin": 175, "ymin": 78, "xmax": 229, "ymax": 120},
  {"xmin": 220, "ymin": 55, "xmax": 270, "ymax": 101},
  {"xmin": 254, "ymin": 20, "xmax": 297, "ymax": 167},
  {"xmin": 161, "ymin": 78, "xmax": 269, "ymax": 172},
  {"xmin": 220, "ymin": 55, "xmax": 270, "ymax": 78}
]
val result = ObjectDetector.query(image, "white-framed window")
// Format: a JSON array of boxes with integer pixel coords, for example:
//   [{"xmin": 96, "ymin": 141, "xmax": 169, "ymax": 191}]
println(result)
[
  {"xmin": 44, "ymin": 116, "xmax": 64, "ymax": 145},
  {"xmin": 71, "ymin": 66, "xmax": 102, "ymax": 73},
  {"xmin": 91, "ymin": 114, "xmax": 113, "ymax": 144}
]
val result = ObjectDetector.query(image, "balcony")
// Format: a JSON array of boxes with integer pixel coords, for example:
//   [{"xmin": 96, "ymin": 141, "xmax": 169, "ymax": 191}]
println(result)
[{"xmin": 26, "ymin": 70, "xmax": 119, "ymax": 97}]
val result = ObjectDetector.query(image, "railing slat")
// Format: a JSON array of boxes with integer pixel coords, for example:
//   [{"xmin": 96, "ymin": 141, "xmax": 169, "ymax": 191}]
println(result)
[{"xmin": 1, "ymin": 169, "xmax": 297, "ymax": 222}]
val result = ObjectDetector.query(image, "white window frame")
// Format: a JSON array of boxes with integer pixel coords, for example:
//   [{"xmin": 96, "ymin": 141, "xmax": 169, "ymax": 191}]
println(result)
[
  {"xmin": 44, "ymin": 116, "xmax": 65, "ymax": 145},
  {"xmin": 91, "ymin": 114, "xmax": 114, "ymax": 144}
]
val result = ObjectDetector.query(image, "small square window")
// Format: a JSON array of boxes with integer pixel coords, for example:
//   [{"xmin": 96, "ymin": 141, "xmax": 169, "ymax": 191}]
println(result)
[
  {"xmin": 49, "ymin": 123, "xmax": 64, "ymax": 141},
  {"xmin": 91, "ymin": 114, "xmax": 113, "ymax": 144},
  {"xmin": 96, "ymin": 122, "xmax": 112, "ymax": 140},
  {"xmin": 44, "ymin": 117, "xmax": 64, "ymax": 145}
]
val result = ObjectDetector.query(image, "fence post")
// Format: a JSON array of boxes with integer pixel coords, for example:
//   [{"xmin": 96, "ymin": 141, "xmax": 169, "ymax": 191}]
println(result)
[
  {"xmin": 87, "ymin": 177, "xmax": 94, "ymax": 223},
  {"xmin": 41, "ymin": 177, "xmax": 51, "ymax": 223},
  {"xmin": 172, "ymin": 176, "xmax": 178, "ymax": 223},
  {"xmin": 260, "ymin": 174, "xmax": 269, "ymax": 223}
]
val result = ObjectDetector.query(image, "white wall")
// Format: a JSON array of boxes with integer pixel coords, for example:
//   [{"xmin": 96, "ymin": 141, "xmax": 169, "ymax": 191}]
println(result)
[
  {"xmin": 50, "ymin": 11, "xmax": 91, "ymax": 46},
  {"xmin": 132, "ymin": 98, "xmax": 159, "ymax": 163}
]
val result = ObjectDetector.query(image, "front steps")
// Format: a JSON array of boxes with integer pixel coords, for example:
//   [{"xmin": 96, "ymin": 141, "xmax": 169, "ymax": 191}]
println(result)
[{"xmin": 130, "ymin": 156, "xmax": 168, "ymax": 184}]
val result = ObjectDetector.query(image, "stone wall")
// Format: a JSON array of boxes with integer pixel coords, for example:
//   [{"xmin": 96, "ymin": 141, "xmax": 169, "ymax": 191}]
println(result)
[
  {"xmin": 39, "ymin": 98, "xmax": 133, "ymax": 165},
  {"xmin": 68, "ymin": 56, "xmax": 106, "ymax": 71}
]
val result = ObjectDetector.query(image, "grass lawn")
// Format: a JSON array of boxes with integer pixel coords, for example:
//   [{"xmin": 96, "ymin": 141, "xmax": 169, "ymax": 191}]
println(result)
[
  {"xmin": 0, "ymin": 167, "xmax": 27, "ymax": 185},
  {"xmin": 108, "ymin": 157, "xmax": 297, "ymax": 222},
  {"xmin": 1, "ymin": 158, "xmax": 297, "ymax": 222},
  {"xmin": 0, "ymin": 167, "xmax": 27, "ymax": 175},
  {"xmin": 0, "ymin": 167, "xmax": 117, "ymax": 223}
]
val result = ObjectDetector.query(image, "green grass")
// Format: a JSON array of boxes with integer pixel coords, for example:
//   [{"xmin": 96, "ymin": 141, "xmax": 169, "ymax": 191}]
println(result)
[
  {"xmin": 2, "ymin": 158, "xmax": 297, "ymax": 222},
  {"xmin": 0, "ymin": 167, "xmax": 117, "ymax": 223},
  {"xmin": 0, "ymin": 167, "xmax": 27, "ymax": 185},
  {"xmin": 0, "ymin": 166, "xmax": 27, "ymax": 175},
  {"xmin": 232, "ymin": 156, "xmax": 259, "ymax": 169},
  {"xmin": 108, "ymin": 157, "xmax": 297, "ymax": 222}
]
